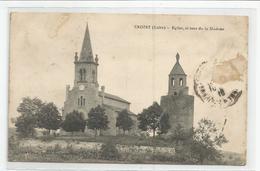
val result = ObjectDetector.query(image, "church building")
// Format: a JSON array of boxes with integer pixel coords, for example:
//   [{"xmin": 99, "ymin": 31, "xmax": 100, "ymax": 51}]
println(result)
[
  {"xmin": 63, "ymin": 24, "xmax": 138, "ymax": 136},
  {"xmin": 160, "ymin": 53, "xmax": 194, "ymax": 134}
]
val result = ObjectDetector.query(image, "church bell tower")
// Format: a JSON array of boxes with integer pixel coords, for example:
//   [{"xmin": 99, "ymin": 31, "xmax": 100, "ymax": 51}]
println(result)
[
  {"xmin": 160, "ymin": 53, "xmax": 194, "ymax": 134},
  {"xmin": 74, "ymin": 23, "xmax": 99, "ymax": 88},
  {"xmin": 168, "ymin": 53, "xmax": 189, "ymax": 96},
  {"xmin": 63, "ymin": 23, "xmax": 100, "ymax": 120}
]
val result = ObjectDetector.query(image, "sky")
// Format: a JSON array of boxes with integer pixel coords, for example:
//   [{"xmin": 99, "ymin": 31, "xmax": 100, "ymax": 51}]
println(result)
[{"xmin": 9, "ymin": 12, "xmax": 248, "ymax": 153}]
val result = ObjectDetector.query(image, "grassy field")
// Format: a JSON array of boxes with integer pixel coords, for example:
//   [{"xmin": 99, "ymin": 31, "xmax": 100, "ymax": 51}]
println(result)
[
  {"xmin": 9, "ymin": 136, "xmax": 179, "ymax": 164},
  {"xmin": 8, "ymin": 128, "xmax": 245, "ymax": 165},
  {"xmin": 41, "ymin": 134, "xmax": 176, "ymax": 148}
]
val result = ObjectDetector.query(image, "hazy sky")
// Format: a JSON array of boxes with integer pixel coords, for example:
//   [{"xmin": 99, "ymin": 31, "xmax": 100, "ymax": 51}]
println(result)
[{"xmin": 9, "ymin": 13, "xmax": 248, "ymax": 153}]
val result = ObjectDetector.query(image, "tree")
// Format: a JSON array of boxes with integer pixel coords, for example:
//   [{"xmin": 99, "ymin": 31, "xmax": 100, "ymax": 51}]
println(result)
[
  {"xmin": 17, "ymin": 97, "xmax": 44, "ymax": 116},
  {"xmin": 15, "ymin": 114, "xmax": 36, "ymax": 137},
  {"xmin": 158, "ymin": 112, "xmax": 171, "ymax": 135},
  {"xmin": 137, "ymin": 102, "xmax": 163, "ymax": 138},
  {"xmin": 116, "ymin": 109, "xmax": 133, "ymax": 135},
  {"xmin": 100, "ymin": 141, "xmax": 120, "ymax": 160},
  {"xmin": 61, "ymin": 110, "xmax": 86, "ymax": 135},
  {"xmin": 86, "ymin": 105, "xmax": 109, "ymax": 136},
  {"xmin": 190, "ymin": 118, "xmax": 228, "ymax": 164},
  {"xmin": 168, "ymin": 124, "xmax": 193, "ymax": 146},
  {"xmin": 37, "ymin": 102, "xmax": 62, "ymax": 134},
  {"xmin": 15, "ymin": 97, "xmax": 44, "ymax": 137}
]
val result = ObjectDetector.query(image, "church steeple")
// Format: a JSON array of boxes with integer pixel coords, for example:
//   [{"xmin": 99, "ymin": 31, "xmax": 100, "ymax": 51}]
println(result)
[
  {"xmin": 74, "ymin": 23, "xmax": 99, "ymax": 86},
  {"xmin": 168, "ymin": 53, "xmax": 188, "ymax": 96},
  {"xmin": 79, "ymin": 23, "xmax": 94, "ymax": 62}
]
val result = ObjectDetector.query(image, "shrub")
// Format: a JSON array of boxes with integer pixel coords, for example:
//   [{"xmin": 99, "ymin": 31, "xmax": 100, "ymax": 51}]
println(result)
[
  {"xmin": 15, "ymin": 114, "xmax": 36, "ymax": 138},
  {"xmin": 100, "ymin": 141, "xmax": 120, "ymax": 160},
  {"xmin": 65, "ymin": 143, "xmax": 74, "ymax": 154},
  {"xmin": 152, "ymin": 153, "xmax": 173, "ymax": 162},
  {"xmin": 8, "ymin": 136, "xmax": 20, "ymax": 156},
  {"xmin": 40, "ymin": 135, "xmax": 54, "ymax": 142},
  {"xmin": 61, "ymin": 110, "xmax": 86, "ymax": 134}
]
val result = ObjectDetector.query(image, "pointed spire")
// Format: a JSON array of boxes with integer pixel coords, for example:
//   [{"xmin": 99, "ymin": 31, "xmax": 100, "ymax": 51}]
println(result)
[
  {"xmin": 169, "ymin": 52, "xmax": 186, "ymax": 75},
  {"xmin": 176, "ymin": 53, "xmax": 180, "ymax": 63},
  {"xmin": 79, "ymin": 23, "xmax": 94, "ymax": 62}
]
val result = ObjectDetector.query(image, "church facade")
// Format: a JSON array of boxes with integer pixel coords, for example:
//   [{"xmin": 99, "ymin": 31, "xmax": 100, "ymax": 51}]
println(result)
[
  {"xmin": 63, "ymin": 24, "xmax": 138, "ymax": 136},
  {"xmin": 160, "ymin": 53, "xmax": 194, "ymax": 134}
]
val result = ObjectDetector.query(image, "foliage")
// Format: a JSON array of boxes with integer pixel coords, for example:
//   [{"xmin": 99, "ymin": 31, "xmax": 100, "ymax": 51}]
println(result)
[
  {"xmin": 55, "ymin": 135, "xmax": 173, "ymax": 148},
  {"xmin": 17, "ymin": 97, "xmax": 44, "ymax": 116},
  {"xmin": 86, "ymin": 105, "xmax": 109, "ymax": 136},
  {"xmin": 15, "ymin": 97, "xmax": 44, "ymax": 137},
  {"xmin": 100, "ymin": 141, "xmax": 120, "ymax": 160},
  {"xmin": 190, "ymin": 118, "xmax": 228, "ymax": 164},
  {"xmin": 61, "ymin": 110, "xmax": 86, "ymax": 134},
  {"xmin": 15, "ymin": 113, "xmax": 37, "ymax": 137},
  {"xmin": 116, "ymin": 109, "xmax": 134, "ymax": 134},
  {"xmin": 15, "ymin": 97, "xmax": 62, "ymax": 137},
  {"xmin": 37, "ymin": 102, "xmax": 62, "ymax": 134},
  {"xmin": 137, "ymin": 102, "xmax": 165, "ymax": 137},
  {"xmin": 158, "ymin": 112, "xmax": 171, "ymax": 135},
  {"xmin": 169, "ymin": 124, "xmax": 193, "ymax": 145}
]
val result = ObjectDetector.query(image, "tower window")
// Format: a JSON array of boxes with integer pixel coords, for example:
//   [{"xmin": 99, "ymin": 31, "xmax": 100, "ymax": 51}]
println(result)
[
  {"xmin": 80, "ymin": 96, "xmax": 83, "ymax": 106},
  {"xmin": 79, "ymin": 69, "xmax": 86, "ymax": 81},
  {"xmin": 171, "ymin": 78, "xmax": 175, "ymax": 86},
  {"xmin": 83, "ymin": 69, "xmax": 86, "ymax": 80},
  {"xmin": 179, "ymin": 78, "xmax": 183, "ymax": 86},
  {"xmin": 92, "ymin": 70, "xmax": 95, "ymax": 82},
  {"xmin": 78, "ymin": 96, "xmax": 85, "ymax": 106},
  {"xmin": 79, "ymin": 69, "xmax": 83, "ymax": 81}
]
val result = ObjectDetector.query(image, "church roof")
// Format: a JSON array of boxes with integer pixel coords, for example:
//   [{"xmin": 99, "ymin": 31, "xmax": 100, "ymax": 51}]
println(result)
[
  {"xmin": 98, "ymin": 91, "xmax": 131, "ymax": 104},
  {"xmin": 170, "ymin": 53, "xmax": 186, "ymax": 75},
  {"xmin": 79, "ymin": 23, "xmax": 94, "ymax": 62},
  {"xmin": 103, "ymin": 104, "xmax": 137, "ymax": 117}
]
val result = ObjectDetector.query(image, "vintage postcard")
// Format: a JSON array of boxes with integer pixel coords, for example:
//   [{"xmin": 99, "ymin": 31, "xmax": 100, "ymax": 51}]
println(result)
[{"xmin": 8, "ymin": 12, "xmax": 248, "ymax": 165}]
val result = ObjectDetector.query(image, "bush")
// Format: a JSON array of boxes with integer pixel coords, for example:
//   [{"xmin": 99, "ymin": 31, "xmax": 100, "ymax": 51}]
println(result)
[
  {"xmin": 100, "ymin": 141, "xmax": 120, "ymax": 160},
  {"xmin": 15, "ymin": 114, "xmax": 36, "ymax": 138},
  {"xmin": 152, "ymin": 153, "xmax": 173, "ymax": 162},
  {"xmin": 40, "ymin": 135, "xmax": 54, "ymax": 142},
  {"xmin": 8, "ymin": 136, "xmax": 20, "ymax": 156},
  {"xmin": 65, "ymin": 143, "xmax": 74, "ymax": 154}
]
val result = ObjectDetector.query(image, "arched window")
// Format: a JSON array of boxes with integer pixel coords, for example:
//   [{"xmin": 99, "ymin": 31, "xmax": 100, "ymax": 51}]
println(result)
[
  {"xmin": 83, "ymin": 69, "xmax": 86, "ymax": 81},
  {"xmin": 78, "ymin": 96, "xmax": 86, "ymax": 106},
  {"xmin": 171, "ymin": 78, "xmax": 175, "ymax": 86},
  {"xmin": 92, "ymin": 70, "xmax": 95, "ymax": 82},
  {"xmin": 79, "ymin": 69, "xmax": 86, "ymax": 81},
  {"xmin": 79, "ymin": 69, "xmax": 83, "ymax": 81},
  {"xmin": 80, "ymin": 96, "xmax": 83, "ymax": 106},
  {"xmin": 179, "ymin": 78, "xmax": 183, "ymax": 86},
  {"xmin": 174, "ymin": 92, "xmax": 177, "ymax": 96}
]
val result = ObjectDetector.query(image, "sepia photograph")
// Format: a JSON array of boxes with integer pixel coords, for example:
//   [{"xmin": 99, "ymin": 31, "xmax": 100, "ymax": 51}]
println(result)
[{"xmin": 8, "ymin": 12, "xmax": 248, "ymax": 165}]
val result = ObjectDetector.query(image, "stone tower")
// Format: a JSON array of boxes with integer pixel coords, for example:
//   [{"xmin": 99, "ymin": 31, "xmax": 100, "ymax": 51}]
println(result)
[
  {"xmin": 160, "ymin": 53, "xmax": 194, "ymax": 133},
  {"xmin": 63, "ymin": 24, "xmax": 99, "ymax": 119}
]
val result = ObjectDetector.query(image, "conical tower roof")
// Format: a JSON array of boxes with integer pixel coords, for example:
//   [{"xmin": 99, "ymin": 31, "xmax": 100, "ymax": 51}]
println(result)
[
  {"xmin": 79, "ymin": 23, "xmax": 94, "ymax": 62},
  {"xmin": 170, "ymin": 53, "xmax": 186, "ymax": 75}
]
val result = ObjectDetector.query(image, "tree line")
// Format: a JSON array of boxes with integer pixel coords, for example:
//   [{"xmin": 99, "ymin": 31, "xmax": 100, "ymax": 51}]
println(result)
[
  {"xmin": 14, "ymin": 97, "xmax": 173, "ymax": 138},
  {"xmin": 13, "ymin": 97, "xmax": 228, "ymax": 164},
  {"xmin": 14, "ymin": 97, "xmax": 139, "ymax": 137}
]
